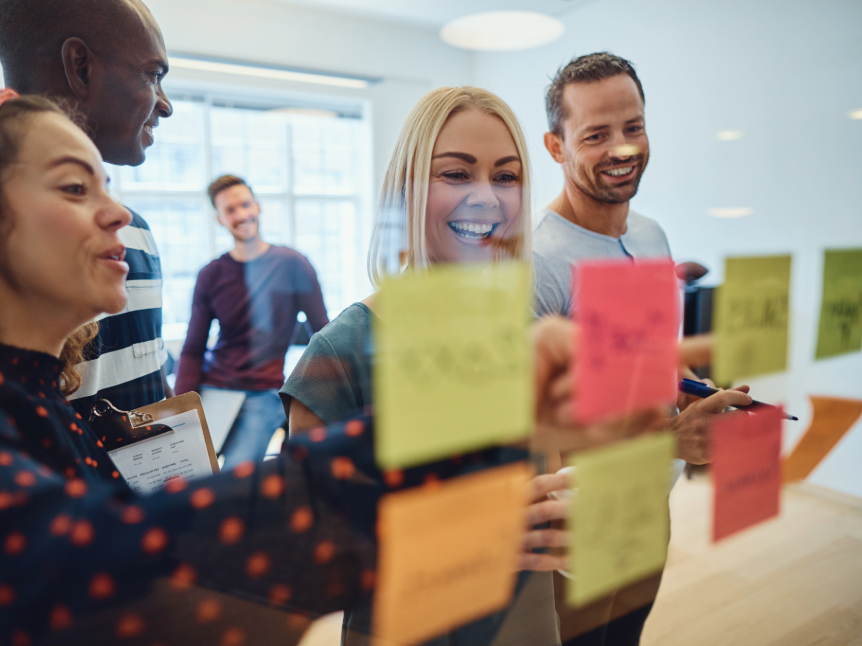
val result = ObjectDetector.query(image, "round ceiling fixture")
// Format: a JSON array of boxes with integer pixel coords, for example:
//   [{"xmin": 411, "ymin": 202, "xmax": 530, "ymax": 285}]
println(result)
[{"xmin": 440, "ymin": 11, "xmax": 565, "ymax": 52}]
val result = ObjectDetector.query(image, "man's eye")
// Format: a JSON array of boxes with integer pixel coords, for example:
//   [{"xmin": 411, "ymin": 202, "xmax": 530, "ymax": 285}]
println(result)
[
  {"xmin": 585, "ymin": 134, "xmax": 602, "ymax": 142},
  {"xmin": 628, "ymin": 126, "xmax": 643, "ymax": 133}
]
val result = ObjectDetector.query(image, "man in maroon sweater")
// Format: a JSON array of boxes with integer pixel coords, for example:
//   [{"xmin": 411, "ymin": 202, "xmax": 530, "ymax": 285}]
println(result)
[{"xmin": 176, "ymin": 175, "xmax": 329, "ymax": 467}]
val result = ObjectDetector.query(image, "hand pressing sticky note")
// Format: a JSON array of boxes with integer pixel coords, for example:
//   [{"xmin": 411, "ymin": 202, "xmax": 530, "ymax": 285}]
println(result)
[
  {"xmin": 712, "ymin": 407, "xmax": 782, "ymax": 542},
  {"xmin": 375, "ymin": 263, "xmax": 532, "ymax": 469},
  {"xmin": 571, "ymin": 259, "xmax": 679, "ymax": 424},
  {"xmin": 566, "ymin": 432, "xmax": 674, "ymax": 607},
  {"xmin": 373, "ymin": 462, "xmax": 531, "ymax": 646},
  {"xmin": 815, "ymin": 248, "xmax": 862, "ymax": 360},
  {"xmin": 713, "ymin": 255, "xmax": 792, "ymax": 384}
]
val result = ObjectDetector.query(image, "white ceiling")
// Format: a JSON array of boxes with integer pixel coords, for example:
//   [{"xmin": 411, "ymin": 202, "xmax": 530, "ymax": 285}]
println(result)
[{"xmin": 272, "ymin": 0, "xmax": 595, "ymax": 29}]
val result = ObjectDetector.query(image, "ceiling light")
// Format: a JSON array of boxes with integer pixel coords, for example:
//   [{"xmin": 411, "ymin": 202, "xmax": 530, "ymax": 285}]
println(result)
[
  {"xmin": 707, "ymin": 207, "xmax": 753, "ymax": 218},
  {"xmin": 849, "ymin": 108, "xmax": 862, "ymax": 120},
  {"xmin": 440, "ymin": 11, "xmax": 565, "ymax": 52},
  {"xmin": 169, "ymin": 55, "xmax": 374, "ymax": 89},
  {"xmin": 716, "ymin": 130, "xmax": 743, "ymax": 141}
]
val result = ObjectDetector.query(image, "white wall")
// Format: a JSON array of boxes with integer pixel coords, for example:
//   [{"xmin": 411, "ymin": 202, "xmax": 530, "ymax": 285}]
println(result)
[{"xmin": 473, "ymin": 0, "xmax": 862, "ymax": 497}]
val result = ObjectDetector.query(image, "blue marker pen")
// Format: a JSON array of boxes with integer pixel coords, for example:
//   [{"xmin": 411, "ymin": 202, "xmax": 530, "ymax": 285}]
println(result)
[{"xmin": 678, "ymin": 378, "xmax": 798, "ymax": 421}]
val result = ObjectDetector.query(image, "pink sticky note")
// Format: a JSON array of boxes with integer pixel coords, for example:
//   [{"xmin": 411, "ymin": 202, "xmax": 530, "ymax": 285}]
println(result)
[
  {"xmin": 711, "ymin": 407, "xmax": 782, "ymax": 542},
  {"xmin": 572, "ymin": 259, "xmax": 680, "ymax": 424}
]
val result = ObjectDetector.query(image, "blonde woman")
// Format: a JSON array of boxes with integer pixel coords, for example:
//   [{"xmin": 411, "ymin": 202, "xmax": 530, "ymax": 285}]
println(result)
[
  {"xmin": 283, "ymin": 86, "xmax": 532, "ymax": 430},
  {"xmin": 281, "ymin": 87, "xmax": 563, "ymax": 646}
]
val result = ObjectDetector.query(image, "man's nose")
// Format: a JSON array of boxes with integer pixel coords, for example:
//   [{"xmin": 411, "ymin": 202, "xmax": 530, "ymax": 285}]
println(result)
[
  {"xmin": 607, "ymin": 130, "xmax": 630, "ymax": 153},
  {"xmin": 156, "ymin": 87, "xmax": 173, "ymax": 119}
]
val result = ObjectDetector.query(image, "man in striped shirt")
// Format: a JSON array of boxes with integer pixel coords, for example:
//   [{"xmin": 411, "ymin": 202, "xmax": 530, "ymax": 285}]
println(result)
[{"xmin": 0, "ymin": 0, "xmax": 174, "ymax": 416}]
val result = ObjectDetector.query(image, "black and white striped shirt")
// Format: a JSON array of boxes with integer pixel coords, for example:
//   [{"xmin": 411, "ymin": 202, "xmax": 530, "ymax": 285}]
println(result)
[{"xmin": 69, "ymin": 210, "xmax": 167, "ymax": 418}]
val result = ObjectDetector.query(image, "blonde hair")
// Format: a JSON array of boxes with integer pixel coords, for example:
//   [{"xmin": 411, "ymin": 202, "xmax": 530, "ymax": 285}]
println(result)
[{"xmin": 367, "ymin": 86, "xmax": 532, "ymax": 288}]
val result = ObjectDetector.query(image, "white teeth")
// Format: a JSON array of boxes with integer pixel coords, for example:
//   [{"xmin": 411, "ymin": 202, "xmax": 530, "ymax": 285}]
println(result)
[
  {"xmin": 447, "ymin": 221, "xmax": 497, "ymax": 239},
  {"xmin": 605, "ymin": 166, "xmax": 634, "ymax": 177},
  {"xmin": 450, "ymin": 221, "xmax": 493, "ymax": 233}
]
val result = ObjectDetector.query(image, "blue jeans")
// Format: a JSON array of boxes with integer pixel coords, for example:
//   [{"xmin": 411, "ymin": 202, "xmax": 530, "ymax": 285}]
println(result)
[{"xmin": 202, "ymin": 387, "xmax": 286, "ymax": 471}]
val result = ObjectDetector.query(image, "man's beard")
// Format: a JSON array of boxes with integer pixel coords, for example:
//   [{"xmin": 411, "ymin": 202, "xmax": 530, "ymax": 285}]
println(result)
[{"xmin": 231, "ymin": 220, "xmax": 259, "ymax": 242}]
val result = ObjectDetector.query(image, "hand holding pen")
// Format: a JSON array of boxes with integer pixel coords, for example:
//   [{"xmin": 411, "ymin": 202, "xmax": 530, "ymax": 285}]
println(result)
[{"xmin": 679, "ymin": 378, "xmax": 798, "ymax": 421}]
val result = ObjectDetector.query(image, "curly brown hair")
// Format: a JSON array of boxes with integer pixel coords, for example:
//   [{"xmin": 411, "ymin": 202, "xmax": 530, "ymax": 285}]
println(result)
[{"xmin": 0, "ymin": 94, "xmax": 99, "ymax": 395}]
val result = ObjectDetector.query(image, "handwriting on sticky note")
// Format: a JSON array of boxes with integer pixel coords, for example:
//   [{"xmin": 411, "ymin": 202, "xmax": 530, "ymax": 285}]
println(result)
[
  {"xmin": 712, "ymin": 407, "xmax": 782, "ymax": 542},
  {"xmin": 374, "ymin": 263, "xmax": 532, "ymax": 469},
  {"xmin": 373, "ymin": 463, "xmax": 530, "ymax": 645},
  {"xmin": 815, "ymin": 249, "xmax": 862, "ymax": 360},
  {"xmin": 571, "ymin": 259, "xmax": 679, "ymax": 424},
  {"xmin": 783, "ymin": 396, "xmax": 862, "ymax": 482},
  {"xmin": 713, "ymin": 255, "xmax": 792, "ymax": 384},
  {"xmin": 566, "ymin": 432, "xmax": 673, "ymax": 607}
]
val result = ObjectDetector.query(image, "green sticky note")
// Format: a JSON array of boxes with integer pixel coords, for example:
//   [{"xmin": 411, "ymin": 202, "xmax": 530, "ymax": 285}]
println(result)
[
  {"xmin": 566, "ymin": 432, "xmax": 673, "ymax": 607},
  {"xmin": 815, "ymin": 249, "xmax": 862, "ymax": 360},
  {"xmin": 713, "ymin": 255, "xmax": 792, "ymax": 384},
  {"xmin": 374, "ymin": 263, "xmax": 533, "ymax": 469}
]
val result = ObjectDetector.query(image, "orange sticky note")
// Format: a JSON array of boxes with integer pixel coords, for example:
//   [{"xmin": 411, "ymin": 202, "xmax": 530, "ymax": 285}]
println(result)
[
  {"xmin": 712, "ymin": 408, "xmax": 782, "ymax": 542},
  {"xmin": 783, "ymin": 396, "xmax": 862, "ymax": 482},
  {"xmin": 572, "ymin": 259, "xmax": 680, "ymax": 423},
  {"xmin": 373, "ymin": 463, "xmax": 530, "ymax": 645}
]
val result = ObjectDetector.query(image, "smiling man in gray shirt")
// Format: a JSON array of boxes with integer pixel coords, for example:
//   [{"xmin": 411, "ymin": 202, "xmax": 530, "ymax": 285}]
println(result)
[
  {"xmin": 534, "ymin": 52, "xmax": 672, "ymax": 318},
  {"xmin": 533, "ymin": 53, "xmax": 752, "ymax": 646}
]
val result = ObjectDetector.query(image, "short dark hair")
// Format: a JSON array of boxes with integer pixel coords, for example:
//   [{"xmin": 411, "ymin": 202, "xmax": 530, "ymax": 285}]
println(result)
[
  {"xmin": 545, "ymin": 52, "xmax": 645, "ymax": 137},
  {"xmin": 0, "ymin": 0, "xmax": 141, "ymax": 91},
  {"xmin": 207, "ymin": 174, "xmax": 252, "ymax": 208}
]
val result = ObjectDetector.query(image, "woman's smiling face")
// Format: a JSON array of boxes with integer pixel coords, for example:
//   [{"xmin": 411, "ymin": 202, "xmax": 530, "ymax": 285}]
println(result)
[
  {"xmin": 425, "ymin": 109, "xmax": 522, "ymax": 265},
  {"xmin": 2, "ymin": 112, "xmax": 132, "ymax": 322}
]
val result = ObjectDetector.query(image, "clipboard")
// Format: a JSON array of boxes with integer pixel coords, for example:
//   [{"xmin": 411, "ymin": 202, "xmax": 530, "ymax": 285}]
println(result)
[{"xmin": 131, "ymin": 392, "xmax": 220, "ymax": 476}]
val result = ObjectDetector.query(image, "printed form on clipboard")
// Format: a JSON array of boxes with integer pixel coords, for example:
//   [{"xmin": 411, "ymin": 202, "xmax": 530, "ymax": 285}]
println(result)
[{"xmin": 105, "ymin": 392, "xmax": 220, "ymax": 495}]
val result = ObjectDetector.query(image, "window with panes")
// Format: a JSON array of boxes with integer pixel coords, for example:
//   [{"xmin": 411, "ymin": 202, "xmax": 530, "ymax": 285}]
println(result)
[{"xmin": 106, "ymin": 92, "xmax": 370, "ymax": 341}]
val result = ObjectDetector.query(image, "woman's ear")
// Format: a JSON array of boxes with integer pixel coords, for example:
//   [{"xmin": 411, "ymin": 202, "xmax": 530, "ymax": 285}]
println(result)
[{"xmin": 60, "ymin": 37, "xmax": 95, "ymax": 102}]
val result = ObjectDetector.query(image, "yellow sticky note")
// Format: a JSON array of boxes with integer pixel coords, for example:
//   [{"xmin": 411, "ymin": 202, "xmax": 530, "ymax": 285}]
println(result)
[
  {"xmin": 373, "ymin": 463, "xmax": 531, "ymax": 645},
  {"xmin": 713, "ymin": 255, "xmax": 792, "ymax": 384},
  {"xmin": 567, "ymin": 432, "xmax": 673, "ymax": 607},
  {"xmin": 374, "ymin": 263, "xmax": 532, "ymax": 469},
  {"xmin": 815, "ymin": 248, "xmax": 862, "ymax": 360}
]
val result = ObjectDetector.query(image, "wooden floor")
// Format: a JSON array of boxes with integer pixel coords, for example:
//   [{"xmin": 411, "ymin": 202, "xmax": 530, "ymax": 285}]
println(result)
[
  {"xmin": 641, "ymin": 477, "xmax": 862, "ymax": 646},
  {"xmin": 298, "ymin": 477, "xmax": 862, "ymax": 646}
]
